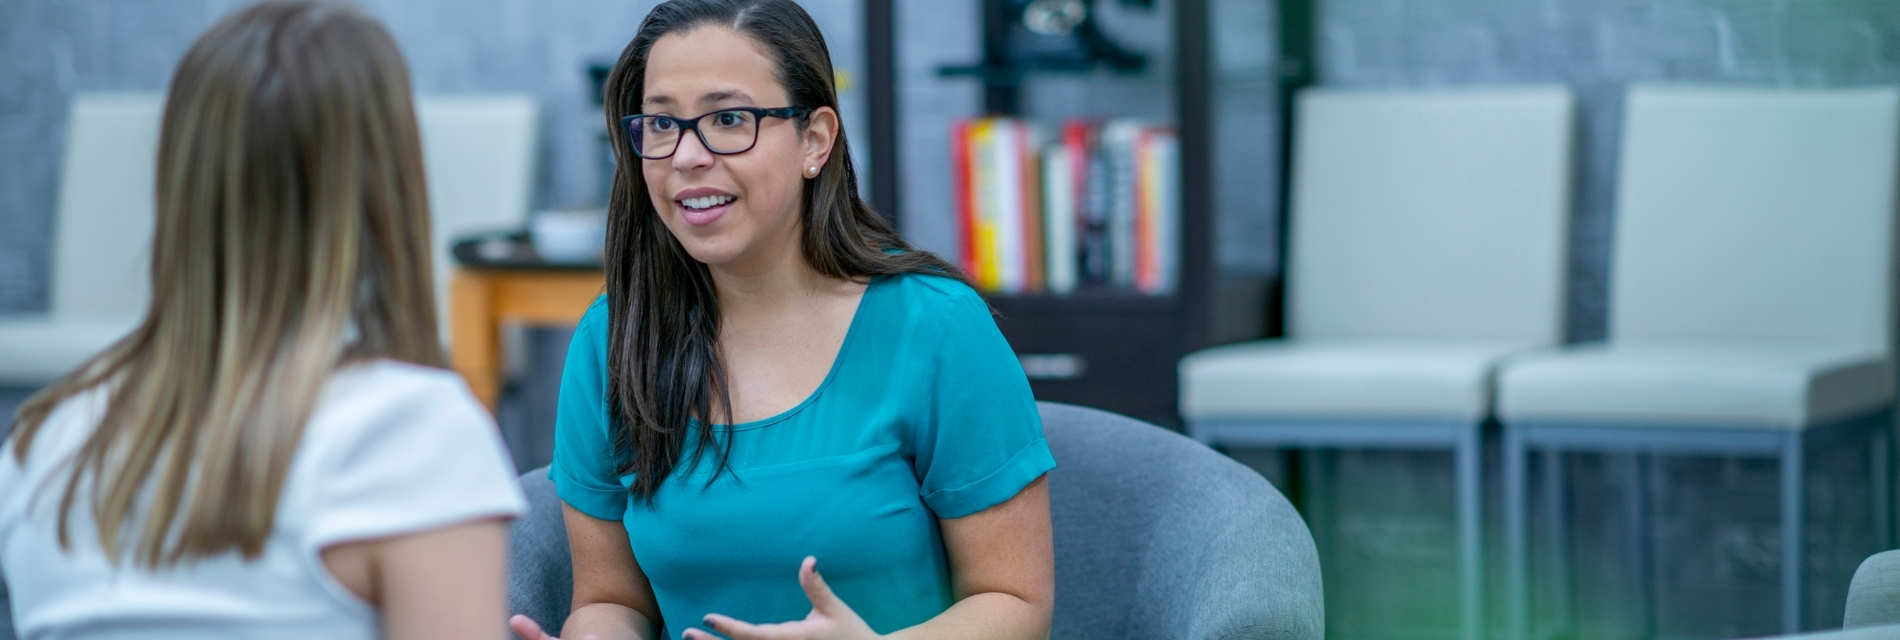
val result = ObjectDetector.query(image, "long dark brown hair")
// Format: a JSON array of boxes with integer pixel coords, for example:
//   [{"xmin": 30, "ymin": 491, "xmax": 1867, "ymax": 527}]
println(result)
[
  {"xmin": 602, "ymin": 0, "xmax": 962, "ymax": 501},
  {"xmin": 8, "ymin": 1, "xmax": 439, "ymax": 566}
]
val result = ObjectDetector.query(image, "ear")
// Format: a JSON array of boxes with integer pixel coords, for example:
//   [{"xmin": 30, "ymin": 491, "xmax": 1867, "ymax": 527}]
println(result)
[{"xmin": 800, "ymin": 106, "xmax": 840, "ymax": 178}]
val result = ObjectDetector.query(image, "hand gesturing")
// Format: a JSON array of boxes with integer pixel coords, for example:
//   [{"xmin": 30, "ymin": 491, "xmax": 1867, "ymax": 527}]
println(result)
[{"xmin": 683, "ymin": 557, "xmax": 880, "ymax": 640}]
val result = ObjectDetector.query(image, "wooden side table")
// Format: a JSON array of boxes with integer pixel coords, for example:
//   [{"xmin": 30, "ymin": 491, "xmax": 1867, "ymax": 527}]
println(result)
[{"xmin": 450, "ymin": 267, "xmax": 605, "ymax": 411}]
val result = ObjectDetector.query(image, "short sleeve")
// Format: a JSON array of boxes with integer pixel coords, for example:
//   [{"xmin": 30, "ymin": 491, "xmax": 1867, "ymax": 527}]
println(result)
[
  {"xmin": 304, "ymin": 366, "xmax": 526, "ymax": 548},
  {"xmin": 914, "ymin": 287, "xmax": 1056, "ymax": 519},
  {"xmin": 548, "ymin": 298, "xmax": 628, "ymax": 521}
]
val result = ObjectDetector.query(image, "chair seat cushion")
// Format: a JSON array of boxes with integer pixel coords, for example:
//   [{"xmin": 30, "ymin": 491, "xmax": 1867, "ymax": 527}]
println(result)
[
  {"xmin": 0, "ymin": 316, "xmax": 138, "ymax": 385},
  {"xmin": 1496, "ymin": 343, "xmax": 1892, "ymax": 429},
  {"xmin": 1179, "ymin": 340, "xmax": 1541, "ymax": 422}
]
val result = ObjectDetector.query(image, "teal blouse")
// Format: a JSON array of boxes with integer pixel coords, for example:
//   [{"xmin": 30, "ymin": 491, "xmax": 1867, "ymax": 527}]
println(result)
[{"xmin": 549, "ymin": 273, "xmax": 1056, "ymax": 639}]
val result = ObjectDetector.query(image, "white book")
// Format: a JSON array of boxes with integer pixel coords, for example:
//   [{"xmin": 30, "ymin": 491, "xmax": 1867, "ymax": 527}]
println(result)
[
  {"xmin": 992, "ymin": 120, "xmax": 1025, "ymax": 294},
  {"xmin": 1043, "ymin": 146, "xmax": 1077, "ymax": 294},
  {"xmin": 1151, "ymin": 130, "xmax": 1180, "ymax": 294},
  {"xmin": 1104, "ymin": 121, "xmax": 1140, "ymax": 288}
]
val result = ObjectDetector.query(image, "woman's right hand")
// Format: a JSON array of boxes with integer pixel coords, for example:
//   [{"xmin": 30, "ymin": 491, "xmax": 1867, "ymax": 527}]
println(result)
[{"xmin": 510, "ymin": 614, "xmax": 599, "ymax": 640}]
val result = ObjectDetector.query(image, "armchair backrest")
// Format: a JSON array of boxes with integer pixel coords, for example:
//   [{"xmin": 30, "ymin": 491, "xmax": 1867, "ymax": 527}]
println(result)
[
  {"xmin": 1038, "ymin": 402, "xmax": 1323, "ymax": 640},
  {"xmin": 1846, "ymin": 549, "xmax": 1900, "ymax": 628}
]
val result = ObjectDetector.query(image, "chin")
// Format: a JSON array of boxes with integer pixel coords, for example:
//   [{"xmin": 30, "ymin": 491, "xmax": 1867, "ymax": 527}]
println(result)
[{"xmin": 674, "ymin": 235, "xmax": 747, "ymax": 267}]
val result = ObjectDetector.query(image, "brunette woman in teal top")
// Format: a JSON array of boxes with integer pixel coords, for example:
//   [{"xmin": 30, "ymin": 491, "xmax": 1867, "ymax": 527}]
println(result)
[{"xmin": 505, "ymin": 2, "xmax": 1056, "ymax": 640}]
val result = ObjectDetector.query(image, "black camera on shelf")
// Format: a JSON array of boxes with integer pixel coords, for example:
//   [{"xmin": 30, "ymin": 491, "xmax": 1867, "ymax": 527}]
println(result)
[{"xmin": 941, "ymin": 0, "xmax": 1151, "ymax": 84}]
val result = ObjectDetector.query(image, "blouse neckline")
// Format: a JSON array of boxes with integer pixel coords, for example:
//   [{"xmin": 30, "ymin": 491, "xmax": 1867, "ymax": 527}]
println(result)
[{"xmin": 714, "ymin": 274, "xmax": 885, "ymax": 433}]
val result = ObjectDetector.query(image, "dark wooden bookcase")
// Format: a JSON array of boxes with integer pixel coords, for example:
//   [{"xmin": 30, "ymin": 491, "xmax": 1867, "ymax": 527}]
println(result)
[{"xmin": 865, "ymin": 0, "xmax": 1214, "ymax": 428}]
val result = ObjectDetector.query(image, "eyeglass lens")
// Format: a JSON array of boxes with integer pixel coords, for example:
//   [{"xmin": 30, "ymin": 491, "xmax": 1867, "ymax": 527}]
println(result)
[{"xmin": 631, "ymin": 110, "xmax": 759, "ymax": 158}]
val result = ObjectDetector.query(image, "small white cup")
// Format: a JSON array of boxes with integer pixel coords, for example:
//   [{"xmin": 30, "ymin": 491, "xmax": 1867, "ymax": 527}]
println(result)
[{"xmin": 530, "ymin": 209, "xmax": 607, "ymax": 264}]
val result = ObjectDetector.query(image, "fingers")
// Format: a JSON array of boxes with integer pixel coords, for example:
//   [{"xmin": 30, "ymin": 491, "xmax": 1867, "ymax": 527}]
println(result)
[
  {"xmin": 689, "ymin": 559, "xmax": 845, "ymax": 640},
  {"xmin": 798, "ymin": 556, "xmax": 842, "ymax": 615},
  {"xmin": 696, "ymin": 614, "xmax": 807, "ymax": 640},
  {"xmin": 681, "ymin": 628, "xmax": 723, "ymax": 640},
  {"xmin": 507, "ymin": 614, "xmax": 554, "ymax": 640}
]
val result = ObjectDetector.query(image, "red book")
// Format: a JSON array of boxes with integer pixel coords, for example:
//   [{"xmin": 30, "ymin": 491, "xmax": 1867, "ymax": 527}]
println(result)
[{"xmin": 951, "ymin": 118, "xmax": 975, "ymax": 277}]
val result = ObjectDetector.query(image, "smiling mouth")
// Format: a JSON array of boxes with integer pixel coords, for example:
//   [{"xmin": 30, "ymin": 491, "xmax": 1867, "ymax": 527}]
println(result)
[{"xmin": 679, "ymin": 195, "xmax": 736, "ymax": 211}]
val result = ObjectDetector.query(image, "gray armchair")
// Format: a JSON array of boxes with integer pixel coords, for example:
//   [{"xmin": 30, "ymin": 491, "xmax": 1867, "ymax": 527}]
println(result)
[
  {"xmin": 1720, "ymin": 550, "xmax": 1900, "ymax": 638},
  {"xmin": 1845, "ymin": 550, "xmax": 1900, "ymax": 629},
  {"xmin": 508, "ymin": 401, "xmax": 1325, "ymax": 640}
]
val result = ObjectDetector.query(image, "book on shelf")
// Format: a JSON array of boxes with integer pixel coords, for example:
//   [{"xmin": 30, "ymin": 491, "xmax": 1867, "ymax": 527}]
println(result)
[{"xmin": 951, "ymin": 116, "xmax": 1179, "ymax": 296}]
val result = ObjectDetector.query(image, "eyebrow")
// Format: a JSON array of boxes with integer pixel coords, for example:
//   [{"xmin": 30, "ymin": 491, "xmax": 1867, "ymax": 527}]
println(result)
[{"xmin": 644, "ymin": 89, "xmax": 757, "ymax": 109}]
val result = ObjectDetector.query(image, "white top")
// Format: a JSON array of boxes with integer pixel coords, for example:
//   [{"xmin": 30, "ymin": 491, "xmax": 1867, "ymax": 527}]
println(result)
[{"xmin": 0, "ymin": 360, "xmax": 527, "ymax": 640}]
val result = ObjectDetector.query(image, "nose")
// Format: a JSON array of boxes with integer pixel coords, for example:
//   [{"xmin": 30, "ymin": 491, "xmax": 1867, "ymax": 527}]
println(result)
[{"xmin": 670, "ymin": 128, "xmax": 716, "ymax": 171}]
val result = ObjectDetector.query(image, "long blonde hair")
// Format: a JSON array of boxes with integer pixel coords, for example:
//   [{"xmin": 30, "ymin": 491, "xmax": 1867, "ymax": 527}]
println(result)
[{"xmin": 8, "ymin": 0, "xmax": 441, "ymax": 567}]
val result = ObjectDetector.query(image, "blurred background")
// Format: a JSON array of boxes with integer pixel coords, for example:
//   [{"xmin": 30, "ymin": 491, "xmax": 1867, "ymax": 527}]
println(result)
[{"xmin": 7, "ymin": 1, "xmax": 1900, "ymax": 639}]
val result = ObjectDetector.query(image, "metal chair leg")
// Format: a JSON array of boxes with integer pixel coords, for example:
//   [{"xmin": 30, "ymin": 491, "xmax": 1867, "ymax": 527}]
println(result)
[
  {"xmin": 1780, "ymin": 432, "xmax": 1806, "ymax": 634},
  {"xmin": 1457, "ymin": 423, "xmax": 1484, "ymax": 640},
  {"xmin": 1628, "ymin": 454, "xmax": 1654, "ymax": 640},
  {"xmin": 1505, "ymin": 423, "xmax": 1530, "ymax": 640},
  {"xmin": 1299, "ymin": 447, "xmax": 1331, "ymax": 591},
  {"xmin": 1541, "ymin": 450, "xmax": 1573, "ymax": 640},
  {"xmin": 1874, "ymin": 423, "xmax": 1892, "ymax": 551}
]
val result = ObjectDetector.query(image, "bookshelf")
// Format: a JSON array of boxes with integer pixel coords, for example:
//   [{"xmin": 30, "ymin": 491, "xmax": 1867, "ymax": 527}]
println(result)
[{"xmin": 867, "ymin": 0, "xmax": 1213, "ymax": 428}]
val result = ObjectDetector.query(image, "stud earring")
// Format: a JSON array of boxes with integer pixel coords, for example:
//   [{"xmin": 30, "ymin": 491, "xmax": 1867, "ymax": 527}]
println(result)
[{"xmin": 807, "ymin": 166, "xmax": 818, "ymax": 176}]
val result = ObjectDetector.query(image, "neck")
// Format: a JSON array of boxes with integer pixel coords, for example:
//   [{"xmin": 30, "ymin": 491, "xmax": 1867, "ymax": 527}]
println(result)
[{"xmin": 708, "ymin": 231, "xmax": 829, "ymax": 320}]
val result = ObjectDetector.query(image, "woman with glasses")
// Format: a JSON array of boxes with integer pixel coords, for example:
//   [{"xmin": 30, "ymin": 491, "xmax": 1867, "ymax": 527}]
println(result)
[
  {"xmin": 508, "ymin": 1, "xmax": 1055, "ymax": 639},
  {"xmin": 0, "ymin": 2, "xmax": 523, "ymax": 639}
]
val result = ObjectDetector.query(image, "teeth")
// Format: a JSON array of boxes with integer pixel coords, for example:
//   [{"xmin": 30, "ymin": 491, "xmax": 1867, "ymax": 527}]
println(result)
[{"xmin": 681, "ymin": 195, "xmax": 734, "ymax": 210}]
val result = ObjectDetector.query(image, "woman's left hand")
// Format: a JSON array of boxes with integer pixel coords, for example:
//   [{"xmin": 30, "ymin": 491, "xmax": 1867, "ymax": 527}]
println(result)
[{"xmin": 683, "ymin": 557, "xmax": 881, "ymax": 640}]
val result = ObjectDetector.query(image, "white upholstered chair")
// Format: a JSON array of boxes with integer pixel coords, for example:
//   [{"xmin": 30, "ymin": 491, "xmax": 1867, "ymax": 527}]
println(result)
[
  {"xmin": 0, "ymin": 94, "xmax": 161, "ymax": 386},
  {"xmin": 1180, "ymin": 86, "xmax": 1577, "ymax": 640},
  {"xmin": 1498, "ymin": 86, "xmax": 1900, "ymax": 639},
  {"xmin": 0, "ymin": 94, "xmax": 538, "ymax": 388}
]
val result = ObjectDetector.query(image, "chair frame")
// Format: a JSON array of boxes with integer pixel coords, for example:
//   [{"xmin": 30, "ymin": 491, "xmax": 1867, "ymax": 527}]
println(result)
[
  {"xmin": 1192, "ymin": 418, "xmax": 1484, "ymax": 640},
  {"xmin": 1503, "ymin": 408, "xmax": 1895, "ymax": 639}
]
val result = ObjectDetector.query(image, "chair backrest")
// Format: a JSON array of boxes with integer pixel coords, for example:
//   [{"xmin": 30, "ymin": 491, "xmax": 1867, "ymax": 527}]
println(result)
[
  {"xmin": 1846, "ymin": 549, "xmax": 1900, "ymax": 628},
  {"xmin": 51, "ymin": 93, "xmax": 163, "ymax": 320},
  {"xmin": 509, "ymin": 461, "xmax": 573, "ymax": 637},
  {"xmin": 1287, "ymin": 86, "xmax": 1575, "ymax": 344},
  {"xmin": 507, "ymin": 403, "xmax": 1325, "ymax": 640},
  {"xmin": 1611, "ymin": 86, "xmax": 1900, "ymax": 350},
  {"xmin": 414, "ymin": 95, "xmax": 539, "ymax": 326},
  {"xmin": 45, "ymin": 94, "xmax": 537, "ymax": 327},
  {"xmin": 1038, "ymin": 402, "xmax": 1323, "ymax": 640}
]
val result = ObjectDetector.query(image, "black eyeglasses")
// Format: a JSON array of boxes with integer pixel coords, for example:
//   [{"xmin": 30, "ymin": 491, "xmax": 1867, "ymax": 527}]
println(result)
[{"xmin": 620, "ymin": 106, "xmax": 812, "ymax": 160}]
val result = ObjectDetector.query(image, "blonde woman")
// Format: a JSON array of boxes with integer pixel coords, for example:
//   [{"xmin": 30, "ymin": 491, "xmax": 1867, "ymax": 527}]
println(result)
[{"xmin": 0, "ymin": 3, "xmax": 523, "ymax": 639}]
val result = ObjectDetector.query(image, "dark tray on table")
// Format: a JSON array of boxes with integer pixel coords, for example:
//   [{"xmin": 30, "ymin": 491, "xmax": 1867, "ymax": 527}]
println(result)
[{"xmin": 451, "ymin": 231, "xmax": 602, "ymax": 270}]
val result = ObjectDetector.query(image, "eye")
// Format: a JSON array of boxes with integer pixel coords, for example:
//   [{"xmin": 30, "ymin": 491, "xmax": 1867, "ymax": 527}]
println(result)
[
  {"xmin": 714, "ymin": 111, "xmax": 747, "ymax": 128},
  {"xmin": 647, "ymin": 117, "xmax": 677, "ymax": 132}
]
